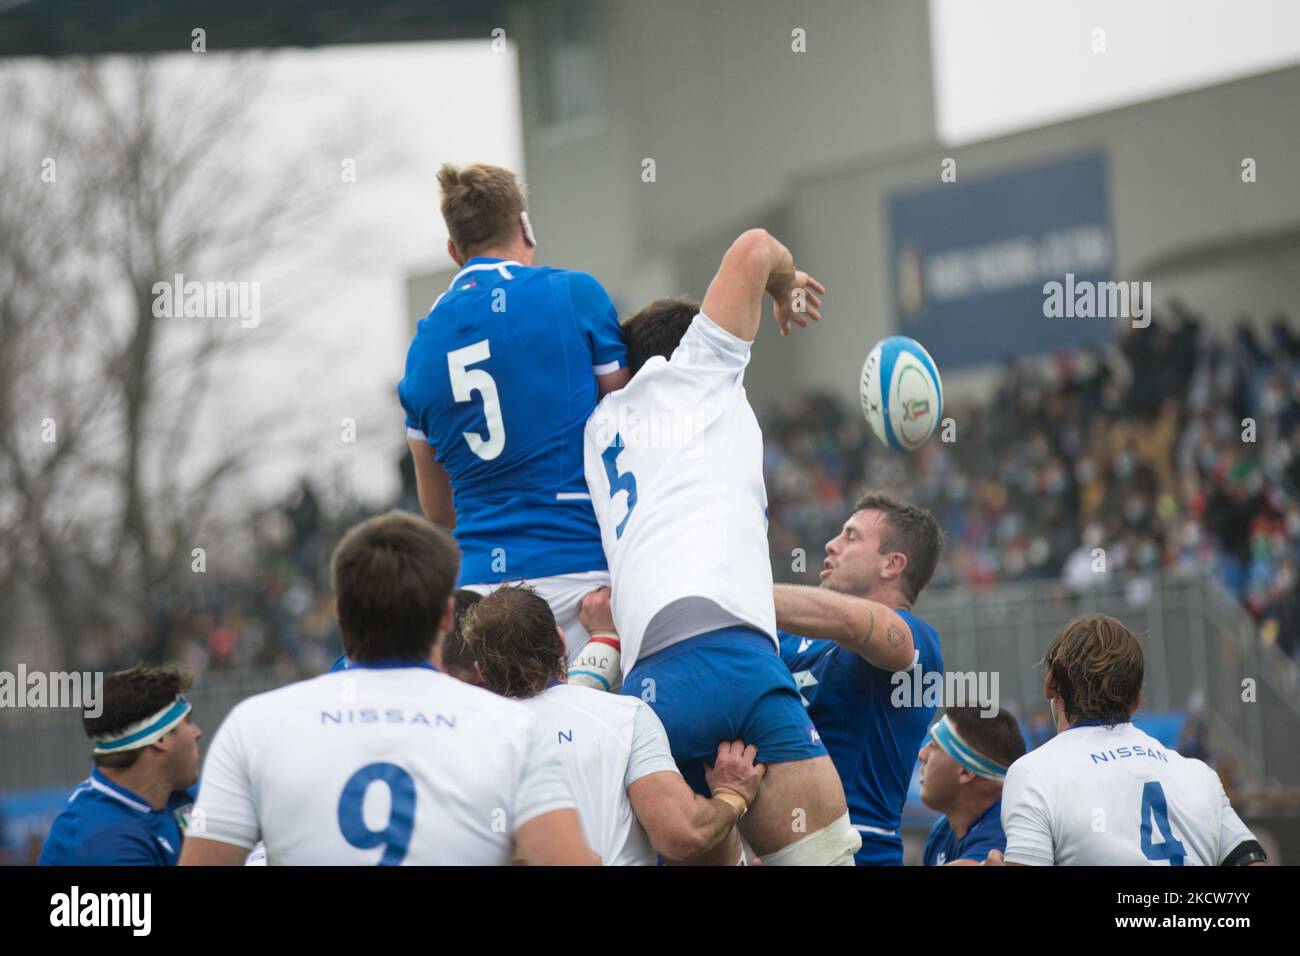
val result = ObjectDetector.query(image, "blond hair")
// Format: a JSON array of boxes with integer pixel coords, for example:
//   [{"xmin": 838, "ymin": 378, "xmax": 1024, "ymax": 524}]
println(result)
[{"xmin": 437, "ymin": 163, "xmax": 526, "ymax": 257}]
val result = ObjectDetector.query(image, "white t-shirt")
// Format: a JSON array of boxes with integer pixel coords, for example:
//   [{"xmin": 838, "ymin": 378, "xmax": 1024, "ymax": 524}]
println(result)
[
  {"xmin": 192, "ymin": 665, "xmax": 575, "ymax": 865},
  {"xmin": 521, "ymin": 683, "xmax": 680, "ymax": 865},
  {"xmin": 583, "ymin": 312, "xmax": 777, "ymax": 674},
  {"xmin": 1001, "ymin": 721, "xmax": 1255, "ymax": 866}
]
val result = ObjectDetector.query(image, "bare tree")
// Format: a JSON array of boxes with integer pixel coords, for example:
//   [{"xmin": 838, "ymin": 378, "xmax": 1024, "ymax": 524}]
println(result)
[{"xmin": 0, "ymin": 56, "xmax": 334, "ymax": 667}]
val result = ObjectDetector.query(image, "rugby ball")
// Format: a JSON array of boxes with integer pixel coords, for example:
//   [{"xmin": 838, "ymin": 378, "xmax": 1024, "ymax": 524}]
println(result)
[{"xmin": 860, "ymin": 336, "xmax": 943, "ymax": 451}]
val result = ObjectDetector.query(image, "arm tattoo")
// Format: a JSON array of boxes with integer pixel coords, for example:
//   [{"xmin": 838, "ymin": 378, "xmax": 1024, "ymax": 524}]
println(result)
[{"xmin": 886, "ymin": 622, "xmax": 906, "ymax": 650}]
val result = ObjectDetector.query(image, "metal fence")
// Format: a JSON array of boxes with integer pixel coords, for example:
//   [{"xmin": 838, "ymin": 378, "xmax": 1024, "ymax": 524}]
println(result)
[
  {"xmin": 914, "ymin": 571, "xmax": 1300, "ymax": 787},
  {"xmin": 2, "ymin": 570, "xmax": 1298, "ymax": 793},
  {"xmin": 0, "ymin": 668, "xmax": 294, "ymax": 794}
]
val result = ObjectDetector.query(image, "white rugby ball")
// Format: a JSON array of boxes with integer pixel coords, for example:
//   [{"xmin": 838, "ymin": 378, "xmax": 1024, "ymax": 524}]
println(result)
[{"xmin": 860, "ymin": 336, "xmax": 943, "ymax": 451}]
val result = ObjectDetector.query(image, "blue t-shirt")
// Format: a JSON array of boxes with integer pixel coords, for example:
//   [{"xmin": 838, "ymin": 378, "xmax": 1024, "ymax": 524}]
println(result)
[
  {"xmin": 923, "ymin": 798, "xmax": 1005, "ymax": 866},
  {"xmin": 779, "ymin": 608, "xmax": 944, "ymax": 866},
  {"xmin": 38, "ymin": 768, "xmax": 197, "ymax": 866},
  {"xmin": 398, "ymin": 257, "xmax": 626, "ymax": 585}
]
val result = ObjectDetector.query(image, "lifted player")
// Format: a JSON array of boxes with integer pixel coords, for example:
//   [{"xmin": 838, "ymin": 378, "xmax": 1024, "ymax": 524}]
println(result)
[
  {"xmin": 583, "ymin": 229, "xmax": 860, "ymax": 865},
  {"xmin": 399, "ymin": 164, "xmax": 628, "ymax": 659}
]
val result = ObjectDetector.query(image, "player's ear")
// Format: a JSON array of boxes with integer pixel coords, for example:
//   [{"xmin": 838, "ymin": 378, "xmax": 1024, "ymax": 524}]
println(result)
[
  {"xmin": 438, "ymin": 595, "xmax": 456, "ymax": 636},
  {"xmin": 555, "ymin": 625, "xmax": 567, "ymax": 658},
  {"xmin": 884, "ymin": 550, "xmax": 908, "ymax": 581},
  {"xmin": 447, "ymin": 237, "xmax": 465, "ymax": 267},
  {"xmin": 519, "ymin": 210, "xmax": 537, "ymax": 248}
]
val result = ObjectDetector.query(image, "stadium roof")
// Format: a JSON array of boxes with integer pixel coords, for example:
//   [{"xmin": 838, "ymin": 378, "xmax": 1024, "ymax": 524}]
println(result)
[{"xmin": 0, "ymin": 0, "xmax": 507, "ymax": 58}]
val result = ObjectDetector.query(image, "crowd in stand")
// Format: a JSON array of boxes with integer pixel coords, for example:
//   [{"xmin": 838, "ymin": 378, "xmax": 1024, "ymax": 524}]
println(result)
[
  {"xmin": 765, "ymin": 306, "xmax": 1300, "ymax": 661},
  {"xmin": 91, "ymin": 309, "xmax": 1300, "ymax": 679}
]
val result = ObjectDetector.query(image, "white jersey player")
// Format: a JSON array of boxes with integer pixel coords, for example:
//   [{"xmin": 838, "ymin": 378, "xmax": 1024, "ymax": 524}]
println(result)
[
  {"xmin": 578, "ymin": 230, "xmax": 861, "ymax": 866},
  {"xmin": 180, "ymin": 511, "xmax": 595, "ymax": 866},
  {"xmin": 998, "ymin": 613, "xmax": 1265, "ymax": 867},
  {"xmin": 460, "ymin": 585, "xmax": 768, "ymax": 865}
]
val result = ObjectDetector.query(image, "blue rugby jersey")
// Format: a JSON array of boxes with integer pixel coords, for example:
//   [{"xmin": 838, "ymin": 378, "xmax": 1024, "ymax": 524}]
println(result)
[
  {"xmin": 779, "ymin": 608, "xmax": 944, "ymax": 865},
  {"xmin": 398, "ymin": 257, "xmax": 626, "ymax": 586},
  {"xmin": 38, "ymin": 768, "xmax": 197, "ymax": 866},
  {"xmin": 923, "ymin": 798, "xmax": 1005, "ymax": 866}
]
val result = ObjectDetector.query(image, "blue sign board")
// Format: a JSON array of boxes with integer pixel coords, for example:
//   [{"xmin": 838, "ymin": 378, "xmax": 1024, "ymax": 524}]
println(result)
[{"xmin": 888, "ymin": 150, "xmax": 1115, "ymax": 369}]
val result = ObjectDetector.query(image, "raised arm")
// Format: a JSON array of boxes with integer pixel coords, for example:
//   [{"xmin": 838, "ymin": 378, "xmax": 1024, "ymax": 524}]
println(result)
[
  {"xmin": 773, "ymin": 584, "xmax": 915, "ymax": 671},
  {"xmin": 700, "ymin": 229, "xmax": 823, "ymax": 343}
]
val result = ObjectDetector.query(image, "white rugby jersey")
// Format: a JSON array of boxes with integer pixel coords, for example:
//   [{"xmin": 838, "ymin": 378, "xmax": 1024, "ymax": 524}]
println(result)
[
  {"xmin": 193, "ymin": 664, "xmax": 575, "ymax": 865},
  {"xmin": 1001, "ymin": 720, "xmax": 1255, "ymax": 866},
  {"xmin": 521, "ymin": 683, "xmax": 679, "ymax": 865},
  {"xmin": 583, "ymin": 312, "xmax": 777, "ymax": 673}
]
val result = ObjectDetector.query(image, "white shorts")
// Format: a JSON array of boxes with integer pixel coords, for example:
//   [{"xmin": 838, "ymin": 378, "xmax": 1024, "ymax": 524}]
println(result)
[{"xmin": 462, "ymin": 569, "xmax": 612, "ymax": 661}]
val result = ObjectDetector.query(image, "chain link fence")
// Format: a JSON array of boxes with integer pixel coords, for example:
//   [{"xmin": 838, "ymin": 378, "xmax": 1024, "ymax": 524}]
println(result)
[{"xmin": 3, "ymin": 570, "xmax": 1298, "ymax": 795}]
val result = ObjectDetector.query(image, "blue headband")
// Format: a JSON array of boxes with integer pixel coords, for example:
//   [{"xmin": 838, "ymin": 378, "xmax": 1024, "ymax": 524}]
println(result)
[
  {"xmin": 928, "ymin": 714, "xmax": 1008, "ymax": 782},
  {"xmin": 92, "ymin": 697, "xmax": 191, "ymax": 754}
]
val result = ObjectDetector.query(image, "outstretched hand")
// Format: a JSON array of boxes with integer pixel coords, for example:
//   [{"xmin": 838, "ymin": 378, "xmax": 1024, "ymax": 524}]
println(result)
[{"xmin": 771, "ymin": 272, "xmax": 825, "ymax": 336}]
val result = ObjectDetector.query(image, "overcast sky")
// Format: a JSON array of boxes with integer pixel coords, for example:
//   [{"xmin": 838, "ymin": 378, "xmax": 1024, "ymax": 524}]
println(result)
[
  {"xmin": 21, "ymin": 3, "xmax": 1300, "ymax": 515},
  {"xmin": 931, "ymin": 0, "xmax": 1300, "ymax": 143}
]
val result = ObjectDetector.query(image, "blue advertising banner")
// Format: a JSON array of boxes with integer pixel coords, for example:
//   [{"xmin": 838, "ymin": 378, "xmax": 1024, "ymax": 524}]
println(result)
[{"xmin": 887, "ymin": 150, "xmax": 1115, "ymax": 369}]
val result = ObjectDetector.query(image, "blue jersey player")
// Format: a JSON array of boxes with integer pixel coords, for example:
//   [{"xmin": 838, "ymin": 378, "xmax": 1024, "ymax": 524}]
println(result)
[
  {"xmin": 398, "ymin": 164, "xmax": 629, "ymax": 660},
  {"xmin": 775, "ymin": 492, "xmax": 946, "ymax": 865},
  {"xmin": 918, "ymin": 706, "xmax": 1024, "ymax": 865},
  {"xmin": 39, "ymin": 665, "xmax": 202, "ymax": 866}
]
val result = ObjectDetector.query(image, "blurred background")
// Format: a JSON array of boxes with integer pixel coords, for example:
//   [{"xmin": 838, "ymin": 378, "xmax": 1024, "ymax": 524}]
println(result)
[{"xmin": 2, "ymin": 0, "xmax": 1299, "ymax": 863}]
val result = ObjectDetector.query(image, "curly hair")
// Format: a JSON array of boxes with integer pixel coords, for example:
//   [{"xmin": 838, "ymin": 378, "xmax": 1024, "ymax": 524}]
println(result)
[
  {"xmin": 85, "ymin": 664, "xmax": 193, "ymax": 769},
  {"xmin": 1041, "ymin": 614, "xmax": 1144, "ymax": 726},
  {"xmin": 460, "ymin": 585, "xmax": 565, "ymax": 699}
]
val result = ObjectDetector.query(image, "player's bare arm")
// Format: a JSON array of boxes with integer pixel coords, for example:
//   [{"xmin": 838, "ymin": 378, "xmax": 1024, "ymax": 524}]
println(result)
[
  {"xmin": 596, "ymin": 366, "xmax": 631, "ymax": 395},
  {"xmin": 514, "ymin": 808, "xmax": 601, "ymax": 866},
  {"xmin": 407, "ymin": 437, "xmax": 455, "ymax": 529},
  {"xmin": 626, "ymin": 740, "xmax": 765, "ymax": 861},
  {"xmin": 179, "ymin": 836, "xmax": 254, "ymax": 866},
  {"xmin": 773, "ymin": 583, "xmax": 916, "ymax": 671},
  {"xmin": 700, "ymin": 228, "xmax": 824, "ymax": 343}
]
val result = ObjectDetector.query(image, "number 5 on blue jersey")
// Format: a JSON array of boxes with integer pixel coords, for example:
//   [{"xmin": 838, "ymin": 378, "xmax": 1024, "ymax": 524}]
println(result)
[
  {"xmin": 602, "ymin": 435, "xmax": 637, "ymax": 538},
  {"xmin": 448, "ymin": 340, "xmax": 506, "ymax": 460}
]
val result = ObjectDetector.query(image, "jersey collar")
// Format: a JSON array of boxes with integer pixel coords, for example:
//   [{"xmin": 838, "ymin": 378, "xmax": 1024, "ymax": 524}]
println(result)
[
  {"xmin": 1063, "ymin": 717, "xmax": 1129, "ymax": 732},
  {"xmin": 450, "ymin": 257, "xmax": 521, "ymax": 286},
  {"xmin": 88, "ymin": 767, "xmax": 153, "ymax": 814},
  {"xmin": 342, "ymin": 659, "xmax": 439, "ymax": 672}
]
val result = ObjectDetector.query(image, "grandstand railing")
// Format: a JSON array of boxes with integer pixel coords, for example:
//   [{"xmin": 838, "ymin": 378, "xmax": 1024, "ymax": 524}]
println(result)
[
  {"xmin": 2, "ymin": 571, "xmax": 1297, "ymax": 794},
  {"xmin": 913, "ymin": 570, "xmax": 1300, "ymax": 788}
]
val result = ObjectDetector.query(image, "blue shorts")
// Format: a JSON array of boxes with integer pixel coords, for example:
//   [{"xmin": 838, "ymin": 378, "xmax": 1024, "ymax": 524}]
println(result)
[
  {"xmin": 855, "ymin": 831, "xmax": 904, "ymax": 866},
  {"xmin": 620, "ymin": 626, "xmax": 828, "ymax": 796}
]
